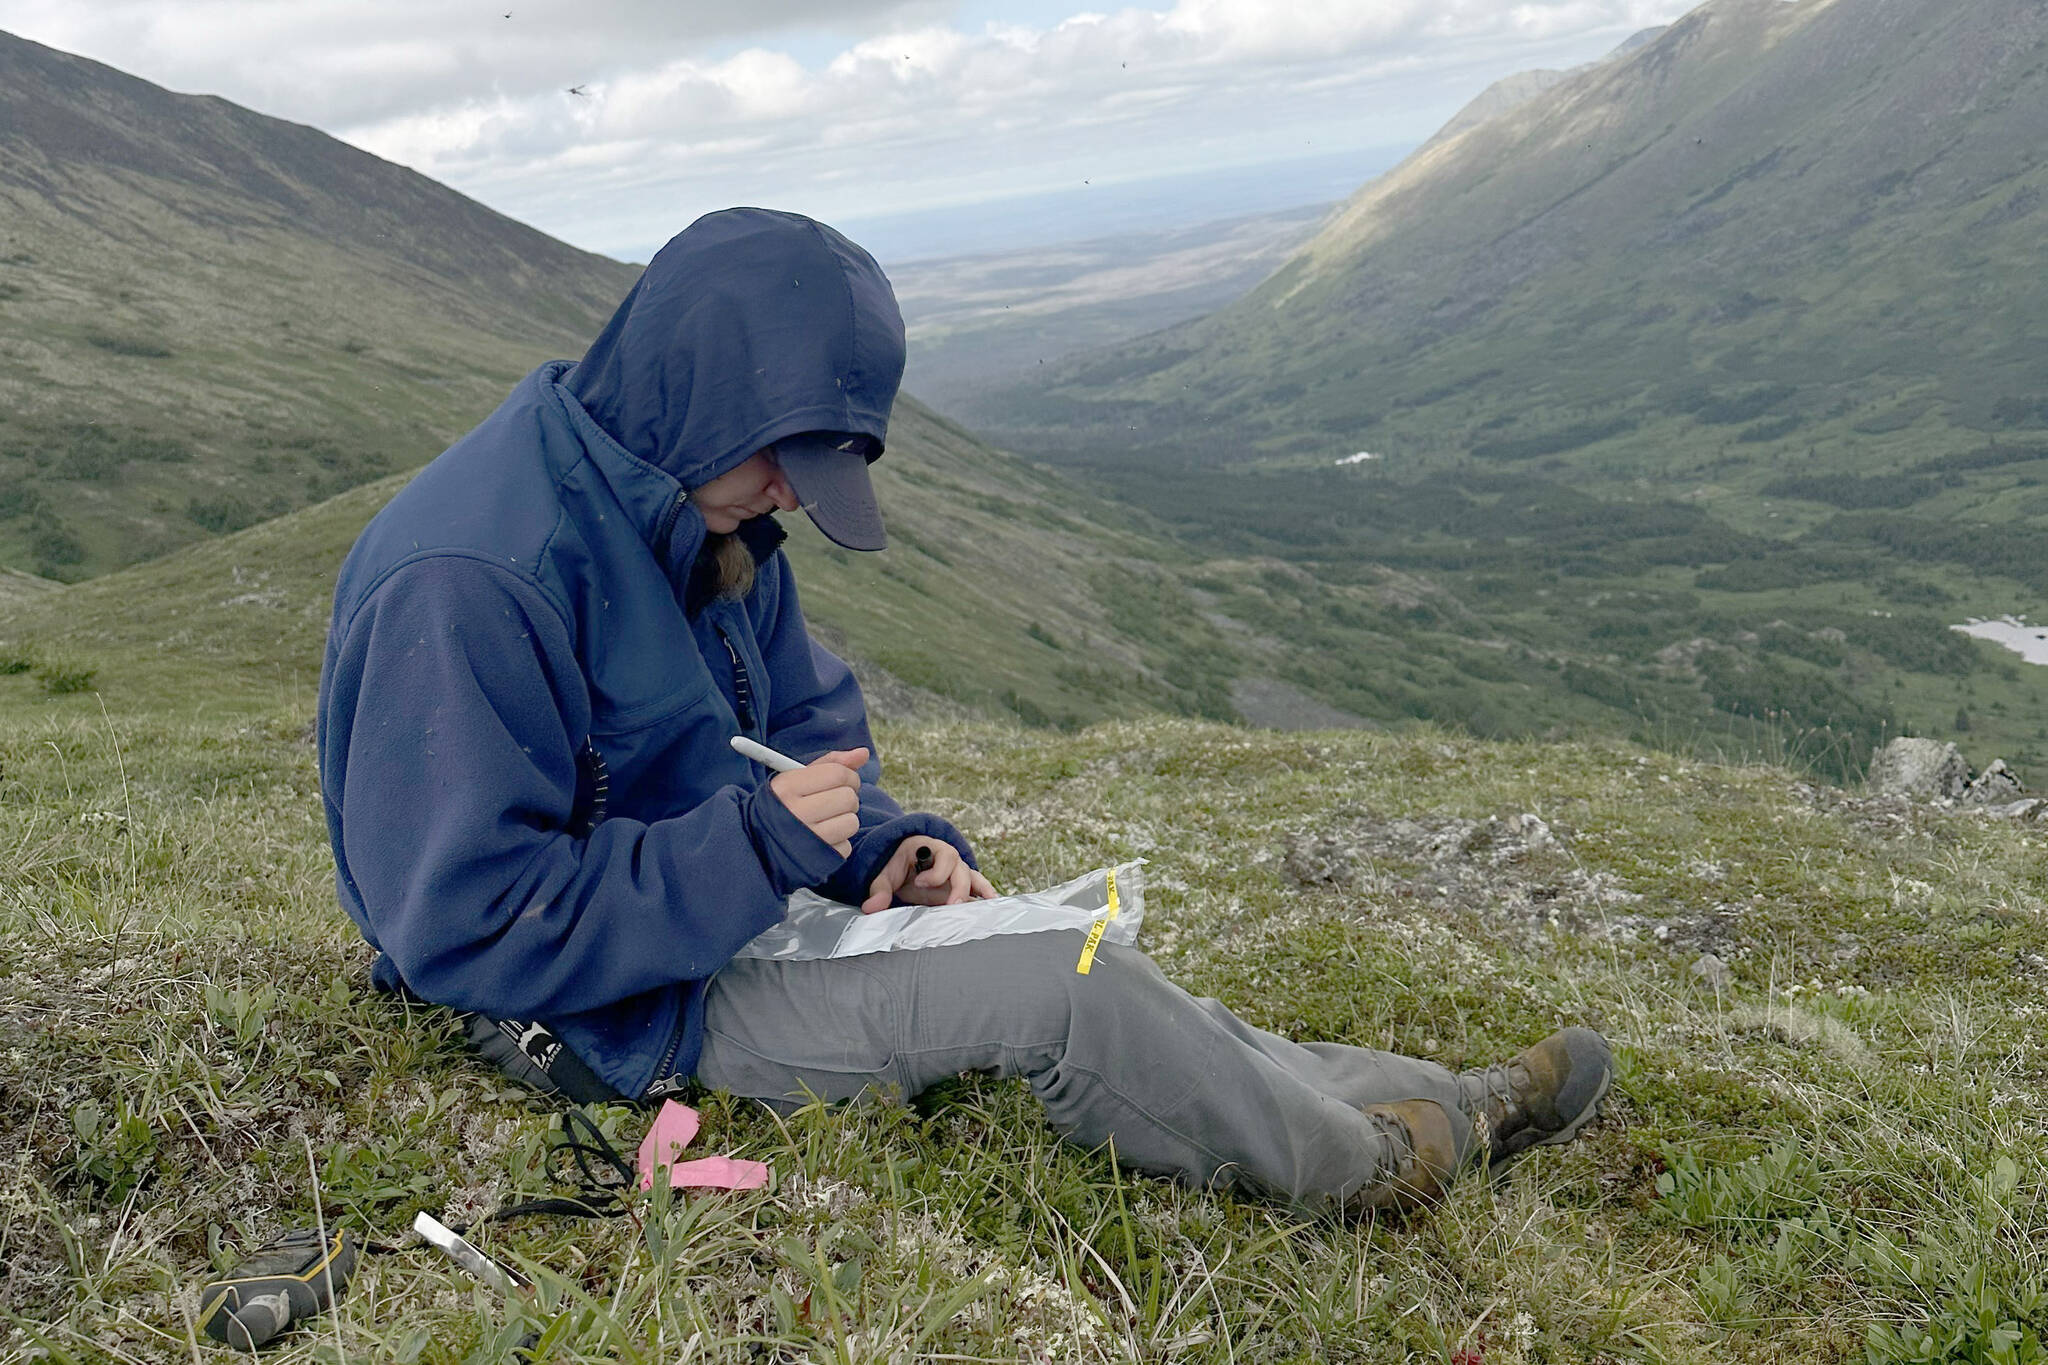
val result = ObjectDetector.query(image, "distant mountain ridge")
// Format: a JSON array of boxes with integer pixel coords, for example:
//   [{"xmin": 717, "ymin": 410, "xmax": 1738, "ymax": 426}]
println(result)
[
  {"xmin": 0, "ymin": 34, "xmax": 628, "ymax": 319},
  {"xmin": 1422, "ymin": 27, "xmax": 1668, "ymax": 151},
  {"xmin": 0, "ymin": 29, "xmax": 642, "ymax": 579},
  {"xmin": 0, "ymin": 26, "xmax": 1571, "ymax": 745}
]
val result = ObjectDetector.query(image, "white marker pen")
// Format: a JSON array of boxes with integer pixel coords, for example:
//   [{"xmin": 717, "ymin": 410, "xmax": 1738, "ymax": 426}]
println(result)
[{"xmin": 729, "ymin": 734, "xmax": 806, "ymax": 773}]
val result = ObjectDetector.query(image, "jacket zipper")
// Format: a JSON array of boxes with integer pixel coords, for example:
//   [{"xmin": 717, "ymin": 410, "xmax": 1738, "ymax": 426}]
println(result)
[
  {"xmin": 573, "ymin": 740, "xmax": 610, "ymax": 836},
  {"xmin": 648, "ymin": 1007, "xmax": 689, "ymax": 1095},
  {"xmin": 655, "ymin": 489, "xmax": 688, "ymax": 562},
  {"xmin": 715, "ymin": 625, "xmax": 756, "ymax": 731}
]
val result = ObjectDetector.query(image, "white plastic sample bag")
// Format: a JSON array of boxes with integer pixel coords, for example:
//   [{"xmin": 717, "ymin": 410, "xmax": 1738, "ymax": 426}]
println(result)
[{"xmin": 732, "ymin": 860, "xmax": 1147, "ymax": 962}]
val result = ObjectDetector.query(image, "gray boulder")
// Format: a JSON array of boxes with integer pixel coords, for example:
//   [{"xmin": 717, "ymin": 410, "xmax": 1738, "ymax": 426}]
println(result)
[
  {"xmin": 1964, "ymin": 759, "xmax": 2026, "ymax": 805},
  {"xmin": 1867, "ymin": 738, "xmax": 1971, "ymax": 800}
]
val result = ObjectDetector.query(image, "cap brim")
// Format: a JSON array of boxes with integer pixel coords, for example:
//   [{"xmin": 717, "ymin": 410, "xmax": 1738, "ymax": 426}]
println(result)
[{"xmin": 775, "ymin": 433, "xmax": 886, "ymax": 551}]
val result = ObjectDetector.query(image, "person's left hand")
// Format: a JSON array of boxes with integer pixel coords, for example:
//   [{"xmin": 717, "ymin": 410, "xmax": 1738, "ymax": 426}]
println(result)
[{"xmin": 861, "ymin": 839, "xmax": 998, "ymax": 914}]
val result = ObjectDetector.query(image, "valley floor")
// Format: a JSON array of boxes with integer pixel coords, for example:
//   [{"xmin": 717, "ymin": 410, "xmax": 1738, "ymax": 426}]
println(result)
[{"xmin": 3, "ymin": 701, "xmax": 2045, "ymax": 1362}]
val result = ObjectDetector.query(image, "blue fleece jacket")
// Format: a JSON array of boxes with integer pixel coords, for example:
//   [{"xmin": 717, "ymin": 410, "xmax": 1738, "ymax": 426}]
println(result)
[{"xmin": 316, "ymin": 209, "xmax": 975, "ymax": 1098}]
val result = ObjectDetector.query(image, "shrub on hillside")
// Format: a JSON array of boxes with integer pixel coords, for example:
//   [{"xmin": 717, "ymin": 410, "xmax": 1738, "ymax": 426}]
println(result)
[
  {"xmin": 0, "ymin": 479, "xmax": 44, "ymax": 519},
  {"xmin": 1910, "ymin": 443, "xmax": 2048, "ymax": 475},
  {"xmin": 1695, "ymin": 549, "xmax": 1872, "ymax": 592},
  {"xmin": 1990, "ymin": 395, "xmax": 2048, "ymax": 428},
  {"xmin": 1760, "ymin": 474, "xmax": 1939, "ymax": 509},
  {"xmin": 45, "ymin": 427, "xmax": 194, "ymax": 480},
  {"xmin": 1817, "ymin": 513, "xmax": 2048, "ymax": 593},
  {"xmin": 187, "ymin": 495, "xmax": 256, "ymax": 534},
  {"xmin": 1875, "ymin": 574, "xmax": 1953, "ymax": 606},
  {"xmin": 33, "ymin": 657, "xmax": 96, "ymax": 694},
  {"xmin": 1737, "ymin": 415, "xmax": 1804, "ymax": 444},
  {"xmin": 1468, "ymin": 415, "xmax": 1638, "ymax": 462},
  {"xmin": 1694, "ymin": 650, "xmax": 1891, "ymax": 780},
  {"xmin": 84, "ymin": 333, "xmax": 174, "ymax": 359},
  {"xmin": 31, "ymin": 523, "xmax": 84, "ymax": 568},
  {"xmin": 1672, "ymin": 384, "xmax": 1796, "ymax": 426},
  {"xmin": 1833, "ymin": 612, "xmax": 1981, "ymax": 676}
]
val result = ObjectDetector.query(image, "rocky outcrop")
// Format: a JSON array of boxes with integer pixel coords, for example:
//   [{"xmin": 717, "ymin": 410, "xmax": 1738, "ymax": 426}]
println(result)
[
  {"xmin": 1964, "ymin": 759, "xmax": 2025, "ymax": 806},
  {"xmin": 1865, "ymin": 738, "xmax": 2031, "ymax": 810},
  {"xmin": 1867, "ymin": 739, "xmax": 1971, "ymax": 800}
]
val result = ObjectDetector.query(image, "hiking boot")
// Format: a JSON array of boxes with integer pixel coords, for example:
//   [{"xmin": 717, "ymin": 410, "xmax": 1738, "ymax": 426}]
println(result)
[
  {"xmin": 1351, "ymin": 1098, "xmax": 1464, "ymax": 1215},
  {"xmin": 1459, "ymin": 1026, "xmax": 1613, "ymax": 1169}
]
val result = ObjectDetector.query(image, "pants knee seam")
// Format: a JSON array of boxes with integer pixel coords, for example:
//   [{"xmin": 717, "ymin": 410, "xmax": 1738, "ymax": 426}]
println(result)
[{"xmin": 1055, "ymin": 1059, "xmax": 1241, "ymax": 1175}]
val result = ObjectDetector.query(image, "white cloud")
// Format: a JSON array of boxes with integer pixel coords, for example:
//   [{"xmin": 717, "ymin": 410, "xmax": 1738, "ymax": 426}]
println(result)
[
  {"xmin": 0, "ymin": 0, "xmax": 1695, "ymax": 257},
  {"xmin": 0, "ymin": 0, "xmax": 943, "ymax": 126}
]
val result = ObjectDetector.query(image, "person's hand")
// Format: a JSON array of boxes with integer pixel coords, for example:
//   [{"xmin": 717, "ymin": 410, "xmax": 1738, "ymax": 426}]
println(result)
[
  {"xmin": 862, "ymin": 838, "xmax": 997, "ymax": 914},
  {"xmin": 768, "ymin": 748, "xmax": 868, "ymax": 856}
]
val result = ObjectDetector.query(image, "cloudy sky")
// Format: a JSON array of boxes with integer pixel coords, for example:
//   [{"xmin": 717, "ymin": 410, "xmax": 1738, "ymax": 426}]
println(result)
[{"xmin": 1, "ymin": 0, "xmax": 1691, "ymax": 261}]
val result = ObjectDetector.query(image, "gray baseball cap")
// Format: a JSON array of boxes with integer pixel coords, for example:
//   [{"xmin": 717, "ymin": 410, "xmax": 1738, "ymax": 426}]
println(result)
[{"xmin": 775, "ymin": 431, "xmax": 886, "ymax": 551}]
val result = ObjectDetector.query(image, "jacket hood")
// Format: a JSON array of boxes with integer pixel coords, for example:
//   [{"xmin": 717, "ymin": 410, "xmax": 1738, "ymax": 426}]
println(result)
[{"xmin": 564, "ymin": 208, "xmax": 906, "ymax": 491}]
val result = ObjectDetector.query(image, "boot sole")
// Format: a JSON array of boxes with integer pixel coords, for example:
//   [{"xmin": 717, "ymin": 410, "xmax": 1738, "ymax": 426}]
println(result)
[{"xmin": 1487, "ymin": 1057, "xmax": 1613, "ymax": 1176}]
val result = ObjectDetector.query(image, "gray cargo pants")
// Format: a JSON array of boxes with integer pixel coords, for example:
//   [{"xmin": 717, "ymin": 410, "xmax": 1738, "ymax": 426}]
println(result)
[{"xmin": 694, "ymin": 929, "xmax": 1472, "ymax": 1211}]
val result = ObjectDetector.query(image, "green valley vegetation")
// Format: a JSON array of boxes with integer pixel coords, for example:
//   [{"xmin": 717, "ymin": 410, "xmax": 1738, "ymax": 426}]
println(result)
[
  {"xmin": 0, "ymin": 31, "xmax": 640, "ymax": 582},
  {"xmin": 960, "ymin": 0, "xmax": 2048, "ymax": 780}
]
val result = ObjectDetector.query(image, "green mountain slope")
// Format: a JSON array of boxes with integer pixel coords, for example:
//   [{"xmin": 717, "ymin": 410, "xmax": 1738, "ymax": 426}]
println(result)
[
  {"xmin": 0, "ymin": 396, "xmax": 1268, "ymax": 731},
  {"xmin": 983, "ymin": 0, "xmax": 2046, "ymax": 471},
  {"xmin": 0, "ymin": 29, "xmax": 641, "ymax": 580},
  {"xmin": 12, "ymin": 383, "xmax": 1740, "ymax": 752}
]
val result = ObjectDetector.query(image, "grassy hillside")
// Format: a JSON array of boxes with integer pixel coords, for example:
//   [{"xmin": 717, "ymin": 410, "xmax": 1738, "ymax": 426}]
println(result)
[
  {"xmin": 5, "ymin": 695, "xmax": 2046, "ymax": 1361},
  {"xmin": 0, "ymin": 395, "xmax": 1281, "ymax": 733},
  {"xmin": 0, "ymin": 29, "xmax": 641, "ymax": 581},
  {"xmin": 5, "ymin": 374, "xmax": 2046, "ymax": 1361}
]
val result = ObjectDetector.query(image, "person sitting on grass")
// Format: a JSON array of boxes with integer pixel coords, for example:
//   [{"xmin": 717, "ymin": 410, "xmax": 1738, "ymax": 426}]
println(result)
[{"xmin": 316, "ymin": 207, "xmax": 1616, "ymax": 1216}]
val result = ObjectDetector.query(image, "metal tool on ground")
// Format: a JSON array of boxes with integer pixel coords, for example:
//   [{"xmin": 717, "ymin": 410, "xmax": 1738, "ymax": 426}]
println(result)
[{"xmin": 415, "ymin": 1212, "xmax": 534, "ymax": 1297}]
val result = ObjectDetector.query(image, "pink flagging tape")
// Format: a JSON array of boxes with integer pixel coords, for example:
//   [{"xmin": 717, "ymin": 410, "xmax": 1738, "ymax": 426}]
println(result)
[{"xmin": 636, "ymin": 1099, "xmax": 770, "ymax": 1191}]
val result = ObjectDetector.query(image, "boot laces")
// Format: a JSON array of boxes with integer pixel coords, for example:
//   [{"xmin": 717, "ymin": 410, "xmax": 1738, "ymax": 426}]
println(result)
[
  {"xmin": 1463, "ymin": 1062, "xmax": 1530, "ymax": 1148},
  {"xmin": 1363, "ymin": 1106, "xmax": 1416, "ymax": 1167}
]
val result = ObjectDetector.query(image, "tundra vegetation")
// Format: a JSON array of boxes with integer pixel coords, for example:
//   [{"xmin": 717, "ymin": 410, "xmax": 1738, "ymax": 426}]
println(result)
[{"xmin": 3, "ymin": 532, "xmax": 2045, "ymax": 1364}]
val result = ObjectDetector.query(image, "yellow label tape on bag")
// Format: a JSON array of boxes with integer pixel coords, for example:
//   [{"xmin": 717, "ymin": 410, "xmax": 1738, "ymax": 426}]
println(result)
[{"xmin": 1075, "ymin": 867, "xmax": 1120, "ymax": 975}]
